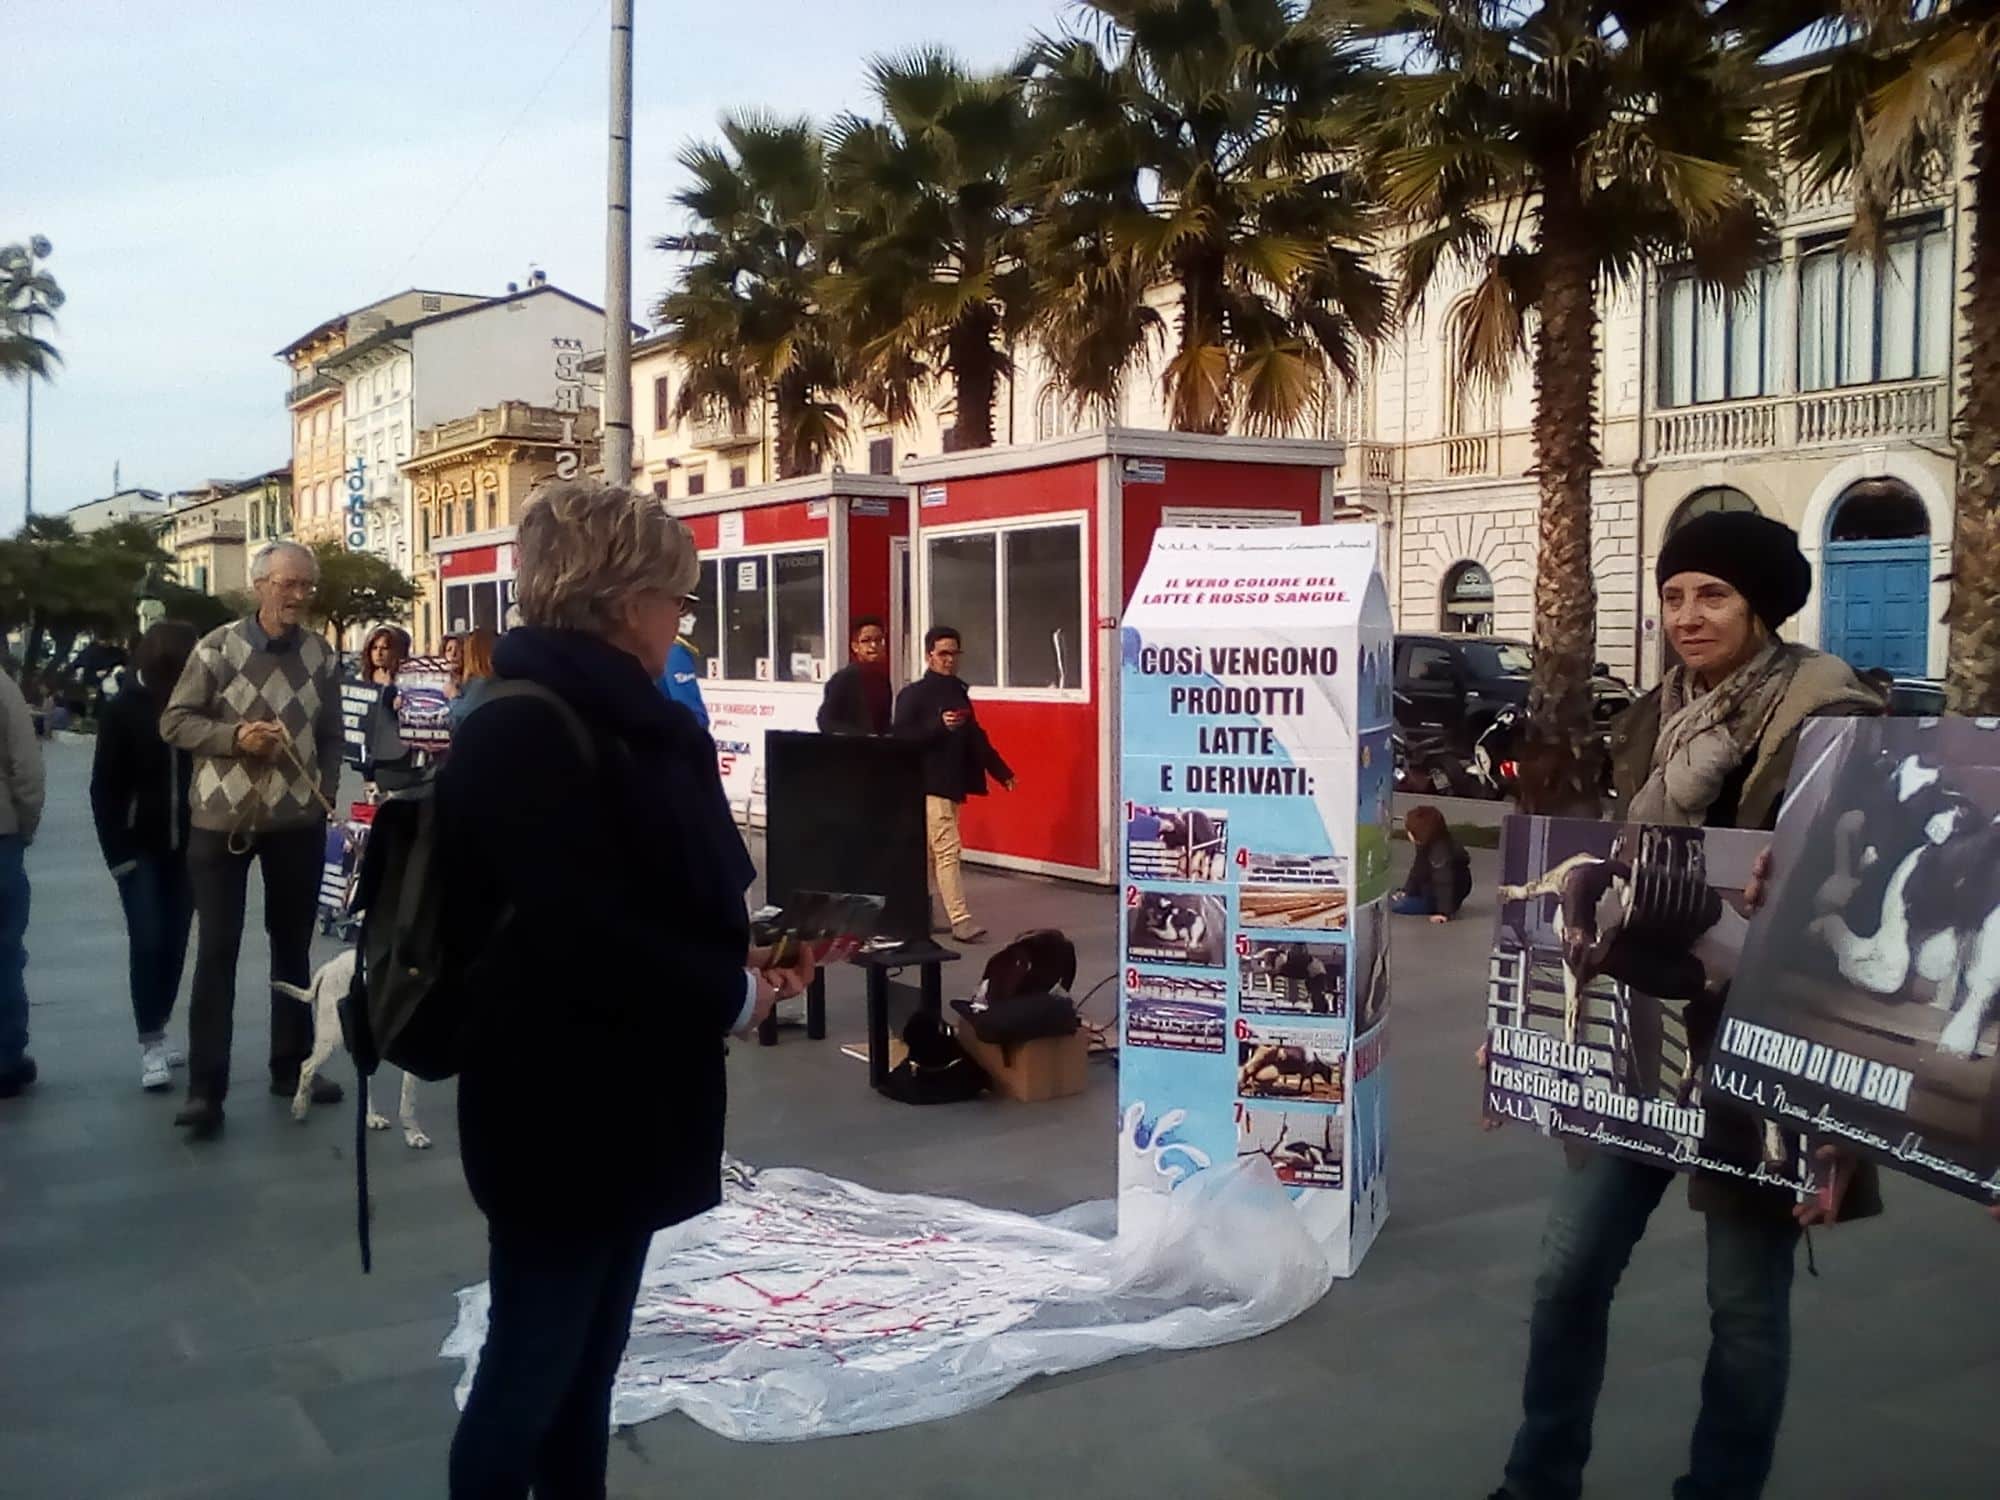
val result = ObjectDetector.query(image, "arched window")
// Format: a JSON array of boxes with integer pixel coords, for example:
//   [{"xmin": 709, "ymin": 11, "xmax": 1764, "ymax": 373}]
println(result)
[
  {"xmin": 1828, "ymin": 478, "xmax": 1927, "ymax": 541},
  {"xmin": 1441, "ymin": 561, "xmax": 1495, "ymax": 635},
  {"xmin": 1666, "ymin": 485, "xmax": 1759, "ymax": 536},
  {"xmin": 1034, "ymin": 385, "xmax": 1070, "ymax": 443},
  {"xmin": 1443, "ymin": 305, "xmax": 1496, "ymax": 436}
]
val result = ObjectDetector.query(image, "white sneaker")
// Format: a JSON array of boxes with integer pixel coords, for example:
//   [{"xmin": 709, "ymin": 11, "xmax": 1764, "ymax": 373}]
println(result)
[
  {"xmin": 140, "ymin": 1043, "xmax": 172, "ymax": 1091},
  {"xmin": 162, "ymin": 1042, "xmax": 185, "ymax": 1068}
]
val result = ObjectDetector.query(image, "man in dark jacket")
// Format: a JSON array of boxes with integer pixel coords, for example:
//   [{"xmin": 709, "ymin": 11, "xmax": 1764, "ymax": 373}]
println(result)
[
  {"xmin": 817, "ymin": 615, "xmax": 892, "ymax": 736},
  {"xmin": 892, "ymin": 625, "xmax": 1014, "ymax": 943}
]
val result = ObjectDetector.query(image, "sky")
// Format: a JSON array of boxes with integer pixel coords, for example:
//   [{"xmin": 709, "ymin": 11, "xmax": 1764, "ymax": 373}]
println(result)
[{"xmin": 3, "ymin": 0, "xmax": 1071, "ymax": 530}]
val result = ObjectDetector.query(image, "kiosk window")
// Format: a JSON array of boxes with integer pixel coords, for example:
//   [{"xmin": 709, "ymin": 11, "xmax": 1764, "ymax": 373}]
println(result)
[
  {"xmin": 707, "ymin": 546, "xmax": 827, "ymax": 682},
  {"xmin": 925, "ymin": 519, "xmax": 1085, "ymax": 692},
  {"xmin": 687, "ymin": 557, "xmax": 719, "ymax": 663},
  {"xmin": 772, "ymin": 551, "xmax": 827, "ymax": 683},
  {"xmin": 723, "ymin": 555, "xmax": 768, "ymax": 679}
]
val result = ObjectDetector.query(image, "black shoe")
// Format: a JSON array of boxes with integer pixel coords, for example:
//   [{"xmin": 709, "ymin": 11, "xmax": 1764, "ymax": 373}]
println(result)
[
  {"xmin": 174, "ymin": 1096, "xmax": 224, "ymax": 1138},
  {"xmin": 0, "ymin": 1055, "xmax": 37, "ymax": 1099},
  {"xmin": 270, "ymin": 1073, "xmax": 344, "ymax": 1105}
]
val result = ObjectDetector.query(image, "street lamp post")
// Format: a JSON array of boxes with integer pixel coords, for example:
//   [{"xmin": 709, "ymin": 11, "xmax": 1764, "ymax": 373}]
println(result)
[{"xmin": 601, "ymin": 0, "xmax": 636, "ymax": 487}]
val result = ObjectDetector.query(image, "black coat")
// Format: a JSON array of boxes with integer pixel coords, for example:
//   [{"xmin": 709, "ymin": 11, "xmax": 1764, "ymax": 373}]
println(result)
[
  {"xmin": 1402, "ymin": 833, "xmax": 1472, "ymax": 917},
  {"xmin": 436, "ymin": 627, "xmax": 756, "ymax": 1235},
  {"xmin": 817, "ymin": 663, "xmax": 892, "ymax": 736},
  {"xmin": 88, "ymin": 685, "xmax": 191, "ymax": 870},
  {"xmin": 891, "ymin": 671, "xmax": 1014, "ymax": 803}
]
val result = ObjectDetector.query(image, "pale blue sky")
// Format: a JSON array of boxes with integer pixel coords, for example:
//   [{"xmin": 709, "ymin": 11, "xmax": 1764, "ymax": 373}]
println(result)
[{"xmin": 4, "ymin": 0, "xmax": 1070, "ymax": 528}]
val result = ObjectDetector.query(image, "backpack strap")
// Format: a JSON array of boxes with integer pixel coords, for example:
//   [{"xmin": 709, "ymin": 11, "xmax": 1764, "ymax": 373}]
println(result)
[{"xmin": 468, "ymin": 679, "xmax": 598, "ymax": 769}]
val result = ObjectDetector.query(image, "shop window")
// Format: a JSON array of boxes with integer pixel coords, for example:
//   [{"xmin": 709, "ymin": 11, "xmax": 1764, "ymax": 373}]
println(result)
[
  {"xmin": 472, "ymin": 582, "xmax": 500, "ymax": 636},
  {"xmin": 713, "ymin": 547, "xmax": 827, "ymax": 681},
  {"xmin": 925, "ymin": 520, "xmax": 1086, "ymax": 692},
  {"xmin": 1440, "ymin": 561, "xmax": 1494, "ymax": 635},
  {"xmin": 446, "ymin": 583, "xmax": 471, "ymax": 636}
]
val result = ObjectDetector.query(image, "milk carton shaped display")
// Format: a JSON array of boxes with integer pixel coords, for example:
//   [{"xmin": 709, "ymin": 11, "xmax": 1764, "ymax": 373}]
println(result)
[{"xmin": 1118, "ymin": 525, "xmax": 1393, "ymax": 1277}]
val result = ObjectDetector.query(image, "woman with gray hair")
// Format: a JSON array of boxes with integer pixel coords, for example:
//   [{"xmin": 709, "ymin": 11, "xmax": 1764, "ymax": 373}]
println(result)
[{"xmin": 435, "ymin": 480, "xmax": 810, "ymax": 1500}]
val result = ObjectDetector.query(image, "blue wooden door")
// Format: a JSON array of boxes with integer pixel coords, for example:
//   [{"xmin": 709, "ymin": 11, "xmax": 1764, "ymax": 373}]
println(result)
[{"xmin": 1822, "ymin": 539, "xmax": 1929, "ymax": 676}]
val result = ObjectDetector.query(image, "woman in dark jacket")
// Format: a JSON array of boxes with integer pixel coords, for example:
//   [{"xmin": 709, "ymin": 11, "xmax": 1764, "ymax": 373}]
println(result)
[
  {"xmin": 437, "ymin": 481, "xmax": 811, "ymax": 1500},
  {"xmin": 89, "ymin": 620, "xmax": 198, "ymax": 1091},
  {"xmin": 1492, "ymin": 512, "xmax": 1882, "ymax": 1500},
  {"xmin": 1391, "ymin": 804, "xmax": 1471, "ymax": 921},
  {"xmin": 358, "ymin": 625, "xmax": 422, "ymax": 791}
]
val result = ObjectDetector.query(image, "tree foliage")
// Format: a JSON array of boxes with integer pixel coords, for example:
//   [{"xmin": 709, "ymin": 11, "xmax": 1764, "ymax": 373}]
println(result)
[
  {"xmin": 655, "ymin": 116, "xmax": 851, "ymax": 479},
  {"xmin": 0, "ymin": 236, "xmax": 63, "ymax": 382},
  {"xmin": 1353, "ymin": 0, "xmax": 1776, "ymax": 812},
  {"xmin": 1020, "ymin": 0, "xmax": 1390, "ymax": 435},
  {"xmin": 308, "ymin": 541, "xmax": 417, "ymax": 646},
  {"xmin": 0, "ymin": 516, "xmax": 170, "ymax": 690}
]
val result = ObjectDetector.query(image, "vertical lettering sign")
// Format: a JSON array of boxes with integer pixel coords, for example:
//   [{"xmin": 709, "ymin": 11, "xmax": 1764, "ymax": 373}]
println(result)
[
  {"xmin": 552, "ymin": 337, "xmax": 584, "ymax": 479},
  {"xmin": 346, "ymin": 455, "xmax": 369, "ymax": 550}
]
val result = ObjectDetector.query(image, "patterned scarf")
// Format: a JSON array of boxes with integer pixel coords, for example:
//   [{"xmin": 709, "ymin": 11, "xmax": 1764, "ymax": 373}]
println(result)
[{"xmin": 1628, "ymin": 640, "xmax": 1802, "ymax": 827}]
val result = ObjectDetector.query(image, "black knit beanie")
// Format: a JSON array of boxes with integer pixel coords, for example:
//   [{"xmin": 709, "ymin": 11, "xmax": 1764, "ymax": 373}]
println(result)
[{"xmin": 1656, "ymin": 511, "xmax": 1811, "ymax": 629}]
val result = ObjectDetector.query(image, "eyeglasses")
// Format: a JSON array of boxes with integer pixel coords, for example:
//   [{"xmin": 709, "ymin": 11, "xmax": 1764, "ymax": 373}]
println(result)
[{"xmin": 267, "ymin": 579, "xmax": 316, "ymax": 596}]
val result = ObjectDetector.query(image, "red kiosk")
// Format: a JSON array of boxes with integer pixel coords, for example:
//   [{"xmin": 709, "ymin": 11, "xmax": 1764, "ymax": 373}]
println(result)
[
  {"xmin": 674, "ymin": 471, "xmax": 909, "ymax": 824},
  {"xmin": 902, "ymin": 429, "xmax": 1347, "ymax": 884}
]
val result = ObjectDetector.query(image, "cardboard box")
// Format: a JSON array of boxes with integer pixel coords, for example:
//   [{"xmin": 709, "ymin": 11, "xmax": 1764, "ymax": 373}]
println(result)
[{"xmin": 952, "ymin": 1018, "xmax": 1090, "ymax": 1103}]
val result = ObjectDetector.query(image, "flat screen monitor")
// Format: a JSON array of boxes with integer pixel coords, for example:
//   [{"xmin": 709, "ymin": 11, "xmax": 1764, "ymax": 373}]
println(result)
[{"xmin": 764, "ymin": 731, "xmax": 929, "ymax": 945}]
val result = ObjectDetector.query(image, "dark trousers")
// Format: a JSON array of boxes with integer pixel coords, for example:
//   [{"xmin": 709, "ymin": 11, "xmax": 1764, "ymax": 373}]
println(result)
[
  {"xmin": 185, "ymin": 823, "xmax": 323, "ymax": 1103},
  {"xmin": 1503, "ymin": 1152, "xmax": 1801, "ymax": 1500},
  {"xmin": 0, "ymin": 836, "xmax": 27, "ymax": 1067},
  {"xmin": 116, "ymin": 854, "xmax": 194, "ymax": 1040},
  {"xmin": 449, "ymin": 1225, "xmax": 653, "ymax": 1500}
]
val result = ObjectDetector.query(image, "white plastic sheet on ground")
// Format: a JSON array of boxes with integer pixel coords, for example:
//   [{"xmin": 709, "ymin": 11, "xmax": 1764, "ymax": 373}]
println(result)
[{"xmin": 440, "ymin": 1155, "xmax": 1334, "ymax": 1442}]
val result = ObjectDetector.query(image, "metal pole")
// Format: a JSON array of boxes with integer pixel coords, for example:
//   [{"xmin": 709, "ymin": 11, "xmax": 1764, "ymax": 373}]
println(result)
[{"xmin": 601, "ymin": 0, "xmax": 635, "ymax": 486}]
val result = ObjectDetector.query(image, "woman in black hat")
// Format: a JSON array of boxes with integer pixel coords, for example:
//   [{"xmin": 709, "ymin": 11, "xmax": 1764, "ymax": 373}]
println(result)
[{"xmin": 1492, "ymin": 510, "xmax": 1883, "ymax": 1500}]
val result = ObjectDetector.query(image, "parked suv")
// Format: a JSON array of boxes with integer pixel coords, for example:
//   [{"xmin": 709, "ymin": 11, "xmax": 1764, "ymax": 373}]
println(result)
[{"xmin": 1393, "ymin": 633, "xmax": 1632, "ymax": 758}]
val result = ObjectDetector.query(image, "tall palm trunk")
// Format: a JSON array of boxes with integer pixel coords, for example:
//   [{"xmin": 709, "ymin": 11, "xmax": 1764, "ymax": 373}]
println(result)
[
  {"xmin": 948, "ymin": 302, "xmax": 1001, "ymax": 449},
  {"xmin": 1518, "ymin": 174, "xmax": 1604, "ymax": 817},
  {"xmin": 774, "ymin": 373, "xmax": 811, "ymax": 480},
  {"xmin": 1946, "ymin": 78, "xmax": 2000, "ymax": 715},
  {"xmin": 1173, "ymin": 248, "xmax": 1230, "ymax": 435}
]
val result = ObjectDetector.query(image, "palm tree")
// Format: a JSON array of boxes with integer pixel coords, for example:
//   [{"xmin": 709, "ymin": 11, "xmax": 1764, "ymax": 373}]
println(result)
[
  {"xmin": 655, "ymin": 116, "xmax": 849, "ymax": 480},
  {"xmin": 1728, "ymin": 0, "xmax": 2000, "ymax": 715},
  {"xmin": 1020, "ymin": 0, "xmax": 1390, "ymax": 437},
  {"xmin": 0, "ymin": 237, "xmax": 62, "ymax": 380},
  {"xmin": 824, "ymin": 50, "xmax": 1038, "ymax": 450},
  {"xmin": 1353, "ymin": 1, "xmax": 1776, "ymax": 813}
]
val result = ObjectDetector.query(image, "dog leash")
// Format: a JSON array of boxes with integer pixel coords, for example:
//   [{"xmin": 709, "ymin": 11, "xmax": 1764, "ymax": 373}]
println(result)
[{"xmin": 226, "ymin": 727, "xmax": 342, "ymax": 855}]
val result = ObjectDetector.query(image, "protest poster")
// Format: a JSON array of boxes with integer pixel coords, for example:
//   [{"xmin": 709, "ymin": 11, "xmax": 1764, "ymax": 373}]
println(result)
[
  {"xmin": 338, "ymin": 678, "xmax": 383, "ymax": 769},
  {"xmin": 1711, "ymin": 717, "xmax": 2000, "ymax": 1206},
  {"xmin": 1118, "ymin": 523, "xmax": 1393, "ymax": 1276},
  {"xmin": 1483, "ymin": 814, "xmax": 1815, "ymax": 1194},
  {"xmin": 393, "ymin": 656, "xmax": 455, "ymax": 751}
]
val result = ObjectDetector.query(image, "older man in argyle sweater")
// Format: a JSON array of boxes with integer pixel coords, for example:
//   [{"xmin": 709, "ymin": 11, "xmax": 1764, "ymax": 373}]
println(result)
[{"xmin": 160, "ymin": 540, "xmax": 345, "ymax": 1137}]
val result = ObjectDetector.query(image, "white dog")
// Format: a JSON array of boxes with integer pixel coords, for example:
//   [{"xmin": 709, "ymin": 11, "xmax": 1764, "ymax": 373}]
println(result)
[{"xmin": 272, "ymin": 948, "xmax": 431, "ymax": 1149}]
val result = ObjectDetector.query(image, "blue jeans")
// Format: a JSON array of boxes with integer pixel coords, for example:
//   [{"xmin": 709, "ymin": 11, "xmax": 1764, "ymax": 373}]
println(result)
[
  {"xmin": 1390, "ymin": 890, "xmax": 1435, "ymax": 916},
  {"xmin": 1504, "ymin": 1152, "xmax": 1800, "ymax": 1500},
  {"xmin": 0, "ymin": 836, "xmax": 29, "ymax": 1068},
  {"xmin": 116, "ymin": 854, "xmax": 194, "ymax": 1041}
]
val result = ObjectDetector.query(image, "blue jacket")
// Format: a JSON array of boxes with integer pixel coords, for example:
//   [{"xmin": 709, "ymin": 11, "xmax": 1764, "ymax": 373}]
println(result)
[{"xmin": 658, "ymin": 640, "xmax": 709, "ymax": 729}]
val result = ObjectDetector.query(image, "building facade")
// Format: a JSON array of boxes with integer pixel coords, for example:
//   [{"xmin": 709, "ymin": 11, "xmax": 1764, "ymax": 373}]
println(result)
[
  {"xmin": 60, "ymin": 488, "xmax": 171, "ymax": 536},
  {"xmin": 403, "ymin": 401, "xmax": 600, "ymax": 651},
  {"xmin": 277, "ymin": 289, "xmax": 485, "ymax": 550},
  {"xmin": 168, "ymin": 483, "xmax": 251, "ymax": 596}
]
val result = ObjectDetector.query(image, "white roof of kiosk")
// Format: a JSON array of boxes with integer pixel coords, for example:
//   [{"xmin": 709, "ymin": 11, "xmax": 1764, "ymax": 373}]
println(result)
[
  {"xmin": 901, "ymin": 426, "xmax": 1344, "ymax": 483},
  {"xmin": 1125, "ymin": 523, "xmax": 1380, "ymax": 630},
  {"xmin": 666, "ymin": 469, "xmax": 905, "ymax": 518}
]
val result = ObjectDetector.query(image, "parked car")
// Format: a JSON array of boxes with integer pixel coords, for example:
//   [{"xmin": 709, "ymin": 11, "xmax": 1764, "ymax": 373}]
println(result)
[
  {"xmin": 1392, "ymin": 633, "xmax": 1633, "ymax": 761},
  {"xmin": 1886, "ymin": 677, "xmax": 1946, "ymax": 716}
]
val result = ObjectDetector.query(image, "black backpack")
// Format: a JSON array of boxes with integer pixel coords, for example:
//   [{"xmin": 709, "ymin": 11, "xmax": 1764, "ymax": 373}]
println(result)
[{"xmin": 338, "ymin": 678, "xmax": 594, "ymax": 1270}]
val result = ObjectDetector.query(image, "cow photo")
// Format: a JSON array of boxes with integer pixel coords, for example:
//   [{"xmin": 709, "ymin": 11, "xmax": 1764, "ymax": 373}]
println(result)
[
  {"xmin": 1239, "ymin": 939, "xmax": 1346, "ymax": 1019},
  {"xmin": 1717, "ymin": 717, "xmax": 2000, "ymax": 1204},
  {"xmin": 1125, "ymin": 804, "xmax": 1230, "ymax": 883},
  {"xmin": 1125, "ymin": 892, "xmax": 1228, "ymax": 968},
  {"xmin": 1236, "ymin": 1021, "xmax": 1342, "ymax": 1103},
  {"xmin": 1237, "ymin": 1103, "xmax": 1343, "ymax": 1189}
]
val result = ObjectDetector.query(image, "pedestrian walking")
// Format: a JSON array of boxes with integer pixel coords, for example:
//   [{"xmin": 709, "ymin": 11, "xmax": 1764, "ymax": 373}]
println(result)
[
  {"xmin": 1390, "ymin": 805, "xmax": 1471, "ymax": 922},
  {"xmin": 656, "ymin": 608, "xmax": 709, "ymax": 729},
  {"xmin": 816, "ymin": 615, "xmax": 891, "ymax": 735},
  {"xmin": 160, "ymin": 540, "xmax": 345, "ymax": 1139},
  {"xmin": 436, "ymin": 480, "xmax": 809, "ymax": 1500},
  {"xmin": 448, "ymin": 627, "xmax": 497, "ymax": 731},
  {"xmin": 89, "ymin": 620, "xmax": 199, "ymax": 1091},
  {"xmin": 0, "ymin": 664, "xmax": 45, "ymax": 1099},
  {"xmin": 891, "ymin": 626, "xmax": 1014, "ymax": 943},
  {"xmin": 1490, "ymin": 512, "xmax": 1882, "ymax": 1500}
]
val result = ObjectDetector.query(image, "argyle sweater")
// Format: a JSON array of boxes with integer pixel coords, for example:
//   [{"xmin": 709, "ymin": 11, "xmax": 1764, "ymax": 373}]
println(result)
[{"xmin": 160, "ymin": 616, "xmax": 343, "ymax": 834}]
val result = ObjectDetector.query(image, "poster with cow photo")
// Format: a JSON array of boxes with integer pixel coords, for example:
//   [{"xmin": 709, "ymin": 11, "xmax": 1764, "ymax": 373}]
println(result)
[
  {"xmin": 1124, "ymin": 892, "xmax": 1228, "ymax": 968},
  {"xmin": 1237, "ymin": 1020, "xmax": 1343, "ymax": 1103},
  {"xmin": 1125, "ymin": 805, "xmax": 1230, "ymax": 883},
  {"xmin": 393, "ymin": 656, "xmax": 455, "ymax": 751},
  {"xmin": 1484, "ymin": 814, "xmax": 1813, "ymax": 1192},
  {"xmin": 1712, "ymin": 718, "xmax": 2000, "ymax": 1206},
  {"xmin": 1237, "ymin": 1103, "xmax": 1343, "ymax": 1189}
]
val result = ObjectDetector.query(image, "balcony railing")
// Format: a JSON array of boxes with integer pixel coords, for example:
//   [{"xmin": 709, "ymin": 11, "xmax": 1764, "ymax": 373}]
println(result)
[
  {"xmin": 287, "ymin": 370, "xmax": 339, "ymax": 408},
  {"xmin": 1444, "ymin": 434, "xmax": 1493, "ymax": 477},
  {"xmin": 1345, "ymin": 442, "xmax": 1398, "ymax": 484},
  {"xmin": 412, "ymin": 401, "xmax": 591, "ymax": 458},
  {"xmin": 691, "ymin": 409, "xmax": 764, "ymax": 450},
  {"xmin": 1649, "ymin": 378, "xmax": 1946, "ymax": 461}
]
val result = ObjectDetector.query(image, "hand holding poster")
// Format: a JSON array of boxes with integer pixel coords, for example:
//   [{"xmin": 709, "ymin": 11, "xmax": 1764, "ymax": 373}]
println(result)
[
  {"xmin": 394, "ymin": 656, "xmax": 455, "ymax": 751},
  {"xmin": 1483, "ymin": 814, "xmax": 1815, "ymax": 1194},
  {"xmin": 1711, "ymin": 717, "xmax": 2000, "ymax": 1206},
  {"xmin": 338, "ymin": 679, "xmax": 384, "ymax": 769}
]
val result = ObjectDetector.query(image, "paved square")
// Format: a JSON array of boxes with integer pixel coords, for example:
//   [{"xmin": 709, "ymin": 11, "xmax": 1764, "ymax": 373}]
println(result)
[{"xmin": 3, "ymin": 743, "xmax": 1996, "ymax": 1497}]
